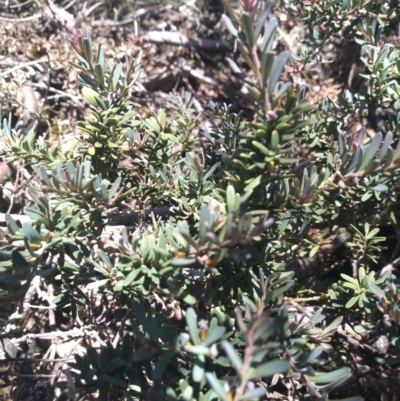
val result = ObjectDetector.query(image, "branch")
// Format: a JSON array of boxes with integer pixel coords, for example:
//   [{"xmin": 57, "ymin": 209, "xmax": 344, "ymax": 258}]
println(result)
[{"xmin": 141, "ymin": 31, "xmax": 233, "ymax": 52}]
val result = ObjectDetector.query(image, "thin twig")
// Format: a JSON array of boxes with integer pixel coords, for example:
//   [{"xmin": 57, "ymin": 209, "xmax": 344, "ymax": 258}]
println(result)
[
  {"xmin": 91, "ymin": 5, "xmax": 171, "ymax": 27},
  {"xmin": 141, "ymin": 31, "xmax": 232, "ymax": 51},
  {"xmin": 0, "ymin": 58, "xmax": 46, "ymax": 78},
  {"xmin": 6, "ymin": 326, "xmax": 96, "ymax": 343},
  {"xmin": 0, "ymin": 13, "xmax": 41, "ymax": 22},
  {"xmin": 0, "ymin": 356, "xmax": 73, "ymax": 364},
  {"xmin": 178, "ymin": 62, "xmax": 219, "ymax": 86},
  {"xmin": 378, "ymin": 256, "xmax": 400, "ymax": 278},
  {"xmin": 112, "ymin": 310, "xmax": 130, "ymax": 349}
]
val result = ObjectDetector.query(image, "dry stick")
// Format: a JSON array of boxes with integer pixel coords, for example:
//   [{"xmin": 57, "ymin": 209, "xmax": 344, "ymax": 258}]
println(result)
[
  {"xmin": 141, "ymin": 31, "xmax": 232, "ymax": 52},
  {"xmin": 43, "ymin": 86, "xmax": 83, "ymax": 102},
  {"xmin": 10, "ymin": 326, "xmax": 97, "ymax": 343},
  {"xmin": 91, "ymin": 4, "xmax": 172, "ymax": 27},
  {"xmin": 178, "ymin": 63, "xmax": 219, "ymax": 86},
  {"xmin": 7, "ymin": 0, "xmax": 36, "ymax": 8},
  {"xmin": 0, "ymin": 356, "xmax": 73, "ymax": 364},
  {"xmin": 6, "ymin": 169, "xmax": 37, "ymax": 213},
  {"xmin": 0, "ymin": 58, "xmax": 46, "ymax": 78},
  {"xmin": 47, "ymin": 344, "xmax": 59, "ymax": 385},
  {"xmin": 22, "ymin": 275, "xmax": 41, "ymax": 312},
  {"xmin": 6, "ymin": 160, "xmax": 21, "ymax": 214},
  {"xmin": 38, "ymin": 341, "xmax": 56, "ymax": 378},
  {"xmin": 47, "ymin": 284, "xmax": 56, "ymax": 331},
  {"xmin": 36, "ymin": 52, "xmax": 52, "ymax": 141},
  {"xmin": 283, "ymin": 296, "xmax": 314, "ymax": 318},
  {"xmin": 337, "ymin": 325, "xmax": 377, "ymax": 354},
  {"xmin": 180, "ymin": 77, "xmax": 204, "ymax": 114},
  {"xmin": 378, "ymin": 255, "xmax": 400, "ymax": 277},
  {"xmin": 111, "ymin": 309, "xmax": 130, "ymax": 349},
  {"xmin": 0, "ymin": 13, "xmax": 41, "ymax": 22},
  {"xmin": 234, "ymin": 321, "xmax": 255, "ymax": 401},
  {"xmin": 11, "ymin": 372, "xmax": 57, "ymax": 378}
]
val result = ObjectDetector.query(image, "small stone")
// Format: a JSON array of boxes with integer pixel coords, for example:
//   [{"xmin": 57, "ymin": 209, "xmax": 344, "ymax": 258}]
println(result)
[
  {"xmin": 372, "ymin": 335, "xmax": 389, "ymax": 354},
  {"xmin": 0, "ymin": 162, "xmax": 14, "ymax": 185}
]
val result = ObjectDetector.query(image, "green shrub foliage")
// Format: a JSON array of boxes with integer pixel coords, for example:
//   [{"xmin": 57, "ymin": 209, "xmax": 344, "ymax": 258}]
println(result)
[{"xmin": 0, "ymin": 0, "xmax": 400, "ymax": 400}]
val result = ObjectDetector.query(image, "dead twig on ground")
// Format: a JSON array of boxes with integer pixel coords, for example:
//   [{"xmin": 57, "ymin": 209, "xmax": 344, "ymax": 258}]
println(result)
[
  {"xmin": 0, "ymin": 59, "xmax": 46, "ymax": 78},
  {"xmin": 91, "ymin": 4, "xmax": 171, "ymax": 27},
  {"xmin": 141, "ymin": 31, "xmax": 232, "ymax": 52},
  {"xmin": 0, "ymin": 13, "xmax": 41, "ymax": 22}
]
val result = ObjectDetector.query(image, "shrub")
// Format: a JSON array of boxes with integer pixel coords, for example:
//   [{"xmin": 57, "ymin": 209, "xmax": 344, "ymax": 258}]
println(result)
[{"xmin": 0, "ymin": 0, "xmax": 399, "ymax": 400}]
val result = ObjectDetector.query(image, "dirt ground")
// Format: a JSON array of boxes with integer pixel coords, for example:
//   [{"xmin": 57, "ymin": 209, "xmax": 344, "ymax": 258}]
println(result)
[{"xmin": 0, "ymin": 0, "xmax": 347, "ymax": 145}]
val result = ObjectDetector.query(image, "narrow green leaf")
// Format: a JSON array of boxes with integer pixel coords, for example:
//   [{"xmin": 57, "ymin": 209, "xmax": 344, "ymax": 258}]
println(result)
[
  {"xmin": 192, "ymin": 355, "xmax": 205, "ymax": 382},
  {"xmin": 260, "ymin": 17, "xmax": 278, "ymax": 53},
  {"xmin": 96, "ymin": 42, "xmax": 104, "ymax": 69},
  {"xmin": 338, "ymin": 133, "xmax": 345, "ymax": 156},
  {"xmin": 359, "ymin": 132, "xmax": 382, "ymax": 171},
  {"xmin": 222, "ymin": 15, "xmax": 239, "ymax": 38},
  {"xmin": 321, "ymin": 315, "xmax": 343, "ymax": 335},
  {"xmin": 82, "ymin": 33, "xmax": 93, "ymax": 62},
  {"xmin": 268, "ymin": 51, "xmax": 289, "ymax": 96},
  {"xmin": 368, "ymin": 282, "xmax": 386, "ymax": 299},
  {"xmin": 370, "ymin": 183, "xmax": 388, "ymax": 192},
  {"xmin": 171, "ymin": 257, "xmax": 197, "ymax": 267},
  {"xmin": 271, "ymin": 280, "xmax": 294, "ymax": 300},
  {"xmin": 273, "ymin": 82, "xmax": 291, "ymax": 107},
  {"xmin": 98, "ymin": 250, "xmax": 113, "ymax": 268},
  {"xmin": 94, "ymin": 63, "xmax": 104, "ymax": 86},
  {"xmin": 375, "ymin": 356, "xmax": 400, "ymax": 365},
  {"xmin": 186, "ymin": 308, "xmax": 201, "ymax": 345},
  {"xmin": 123, "ymin": 268, "xmax": 142, "ymax": 287},
  {"xmin": 106, "ymin": 358, "xmax": 126, "ymax": 374},
  {"xmin": 112, "ymin": 62, "xmax": 123, "ymax": 90},
  {"xmin": 377, "ymin": 131, "xmax": 393, "ymax": 160},
  {"xmin": 340, "ymin": 274, "xmax": 359, "ymax": 285},
  {"xmin": 299, "ymin": 346, "xmax": 324, "ymax": 365},
  {"xmin": 345, "ymin": 296, "xmax": 359, "ymax": 308},
  {"xmin": 182, "ymin": 292, "xmax": 197, "ymax": 305},
  {"xmin": 152, "ymin": 351, "xmax": 174, "ymax": 383},
  {"xmin": 241, "ymin": 12, "xmax": 255, "ymax": 47},
  {"xmin": 222, "ymin": 341, "xmax": 243, "ymax": 374},
  {"xmin": 205, "ymin": 373, "xmax": 229, "ymax": 401},
  {"xmin": 342, "ymin": 282, "xmax": 361, "ymax": 291},
  {"xmin": 178, "ymin": 229, "xmax": 199, "ymax": 250},
  {"xmin": 244, "ymin": 175, "xmax": 262, "ymax": 193},
  {"xmin": 254, "ymin": 2, "xmax": 273, "ymax": 39},
  {"xmin": 182, "ymin": 385, "xmax": 194, "ymax": 400},
  {"xmin": 22, "ymin": 223, "xmax": 42, "ymax": 243},
  {"xmin": 108, "ymin": 177, "xmax": 122, "ymax": 200},
  {"xmin": 311, "ymin": 309, "xmax": 324, "ymax": 325},
  {"xmin": 247, "ymin": 360, "xmax": 290, "ymax": 380},
  {"xmin": 306, "ymin": 367, "xmax": 351, "ymax": 384},
  {"xmin": 86, "ymin": 279, "xmax": 110, "ymax": 290},
  {"xmin": 203, "ymin": 163, "xmax": 220, "ymax": 182},
  {"xmin": 237, "ymin": 387, "xmax": 266, "ymax": 400},
  {"xmin": 237, "ymin": 39, "xmax": 257, "ymax": 73},
  {"xmin": 261, "ymin": 52, "xmax": 275, "ymax": 84},
  {"xmin": 362, "ymin": 159, "xmax": 381, "ymax": 175},
  {"xmin": 205, "ymin": 326, "xmax": 226, "ymax": 346},
  {"xmin": 347, "ymin": 147, "xmax": 364, "ymax": 173},
  {"xmin": 23, "ymin": 207, "xmax": 45, "ymax": 222},
  {"xmin": 12, "ymin": 250, "xmax": 30, "ymax": 269},
  {"xmin": 252, "ymin": 140, "xmax": 271, "ymax": 156},
  {"xmin": 226, "ymin": 185, "xmax": 236, "ymax": 211},
  {"xmin": 6, "ymin": 215, "xmax": 20, "ymax": 235}
]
